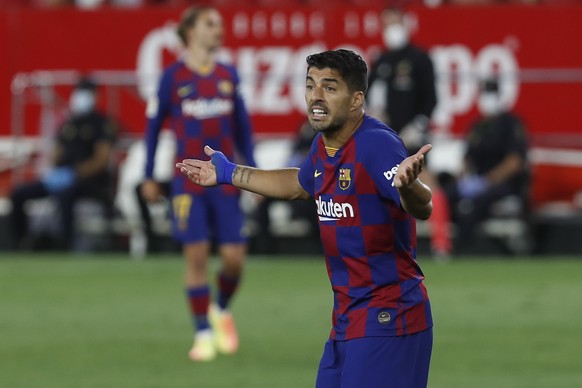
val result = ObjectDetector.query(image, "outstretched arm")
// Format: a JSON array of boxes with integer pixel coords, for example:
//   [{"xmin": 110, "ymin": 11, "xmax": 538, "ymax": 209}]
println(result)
[
  {"xmin": 394, "ymin": 144, "xmax": 433, "ymax": 220},
  {"xmin": 176, "ymin": 146, "xmax": 310, "ymax": 200}
]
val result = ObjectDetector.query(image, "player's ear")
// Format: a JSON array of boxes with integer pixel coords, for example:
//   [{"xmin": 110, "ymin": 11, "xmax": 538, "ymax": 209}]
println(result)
[{"xmin": 350, "ymin": 91, "xmax": 365, "ymax": 111}]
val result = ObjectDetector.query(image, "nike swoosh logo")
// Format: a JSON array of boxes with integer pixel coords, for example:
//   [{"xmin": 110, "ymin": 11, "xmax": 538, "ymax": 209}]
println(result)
[
  {"xmin": 314, "ymin": 170, "xmax": 322, "ymax": 177},
  {"xmin": 178, "ymin": 85, "xmax": 193, "ymax": 97}
]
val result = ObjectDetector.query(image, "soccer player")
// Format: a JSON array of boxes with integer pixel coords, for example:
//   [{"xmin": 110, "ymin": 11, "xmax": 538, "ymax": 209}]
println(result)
[
  {"xmin": 177, "ymin": 49, "xmax": 433, "ymax": 387},
  {"xmin": 141, "ymin": 6, "xmax": 256, "ymax": 362}
]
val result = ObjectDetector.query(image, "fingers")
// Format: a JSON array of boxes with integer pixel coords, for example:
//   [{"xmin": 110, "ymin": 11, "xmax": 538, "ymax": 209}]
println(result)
[
  {"xmin": 204, "ymin": 145, "xmax": 215, "ymax": 157},
  {"xmin": 415, "ymin": 144, "xmax": 432, "ymax": 158},
  {"xmin": 175, "ymin": 161, "xmax": 199, "ymax": 179},
  {"xmin": 395, "ymin": 153, "xmax": 425, "ymax": 188}
]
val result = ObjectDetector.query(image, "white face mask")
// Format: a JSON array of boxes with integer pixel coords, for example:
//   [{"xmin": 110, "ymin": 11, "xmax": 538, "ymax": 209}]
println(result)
[
  {"xmin": 383, "ymin": 24, "xmax": 409, "ymax": 50},
  {"xmin": 69, "ymin": 90, "xmax": 96, "ymax": 115},
  {"xmin": 478, "ymin": 93, "xmax": 501, "ymax": 117}
]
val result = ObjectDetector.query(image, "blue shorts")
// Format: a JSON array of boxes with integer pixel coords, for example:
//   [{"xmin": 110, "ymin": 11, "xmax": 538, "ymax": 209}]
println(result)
[
  {"xmin": 315, "ymin": 329, "xmax": 433, "ymax": 388},
  {"xmin": 170, "ymin": 189, "xmax": 246, "ymax": 244}
]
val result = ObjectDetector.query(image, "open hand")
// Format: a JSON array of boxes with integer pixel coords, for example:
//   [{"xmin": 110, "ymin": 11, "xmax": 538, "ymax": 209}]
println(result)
[
  {"xmin": 176, "ymin": 146, "xmax": 219, "ymax": 187},
  {"xmin": 394, "ymin": 144, "xmax": 432, "ymax": 188}
]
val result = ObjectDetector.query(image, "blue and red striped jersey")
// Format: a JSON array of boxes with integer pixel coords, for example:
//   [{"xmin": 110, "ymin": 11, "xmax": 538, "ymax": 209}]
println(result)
[
  {"xmin": 144, "ymin": 60, "xmax": 256, "ymax": 195},
  {"xmin": 298, "ymin": 114, "xmax": 432, "ymax": 340}
]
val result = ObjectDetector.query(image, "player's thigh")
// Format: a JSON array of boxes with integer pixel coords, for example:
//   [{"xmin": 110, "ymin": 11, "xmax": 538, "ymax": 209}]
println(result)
[
  {"xmin": 315, "ymin": 339, "xmax": 345, "ymax": 388},
  {"xmin": 170, "ymin": 193, "xmax": 209, "ymax": 243},
  {"xmin": 208, "ymin": 192, "xmax": 246, "ymax": 244},
  {"xmin": 342, "ymin": 329, "xmax": 433, "ymax": 388}
]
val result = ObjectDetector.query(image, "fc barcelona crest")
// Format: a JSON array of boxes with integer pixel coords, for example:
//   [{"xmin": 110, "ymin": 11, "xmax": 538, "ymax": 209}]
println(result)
[
  {"xmin": 218, "ymin": 80, "xmax": 234, "ymax": 96},
  {"xmin": 338, "ymin": 168, "xmax": 351, "ymax": 190}
]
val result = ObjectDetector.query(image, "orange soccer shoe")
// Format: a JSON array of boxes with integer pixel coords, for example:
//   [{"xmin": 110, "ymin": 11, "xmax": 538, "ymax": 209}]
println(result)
[{"xmin": 209, "ymin": 305, "xmax": 239, "ymax": 355}]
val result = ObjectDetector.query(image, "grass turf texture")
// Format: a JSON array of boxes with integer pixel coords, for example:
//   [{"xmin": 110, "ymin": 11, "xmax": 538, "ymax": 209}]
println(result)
[{"xmin": 2, "ymin": 254, "xmax": 582, "ymax": 388}]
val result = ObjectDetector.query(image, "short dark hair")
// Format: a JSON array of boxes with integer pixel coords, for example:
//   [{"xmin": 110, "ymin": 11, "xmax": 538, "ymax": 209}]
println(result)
[
  {"xmin": 306, "ymin": 49, "xmax": 368, "ymax": 95},
  {"xmin": 177, "ymin": 5, "xmax": 215, "ymax": 46}
]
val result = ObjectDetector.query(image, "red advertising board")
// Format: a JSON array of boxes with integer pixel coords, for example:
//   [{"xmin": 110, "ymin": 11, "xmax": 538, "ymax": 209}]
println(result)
[{"xmin": 1, "ymin": 5, "xmax": 582, "ymax": 140}]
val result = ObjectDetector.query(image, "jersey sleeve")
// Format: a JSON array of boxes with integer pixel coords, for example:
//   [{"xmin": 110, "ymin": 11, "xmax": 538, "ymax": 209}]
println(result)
[
  {"xmin": 144, "ymin": 68, "xmax": 173, "ymax": 179},
  {"xmin": 297, "ymin": 135, "xmax": 319, "ymax": 197},
  {"xmin": 362, "ymin": 129, "xmax": 409, "ymax": 204},
  {"xmin": 229, "ymin": 66, "xmax": 256, "ymax": 168}
]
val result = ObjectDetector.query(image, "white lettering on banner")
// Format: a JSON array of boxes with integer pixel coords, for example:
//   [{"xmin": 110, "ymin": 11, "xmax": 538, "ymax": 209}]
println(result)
[
  {"xmin": 316, "ymin": 196, "xmax": 355, "ymax": 222},
  {"xmin": 231, "ymin": 11, "xmax": 326, "ymax": 39},
  {"xmin": 135, "ymin": 20, "xmax": 519, "ymax": 130},
  {"xmin": 363, "ymin": 11, "xmax": 383, "ymax": 38},
  {"xmin": 181, "ymin": 98, "xmax": 233, "ymax": 119},
  {"xmin": 430, "ymin": 43, "xmax": 519, "ymax": 130},
  {"xmin": 136, "ymin": 23, "xmax": 182, "ymax": 100},
  {"xmin": 344, "ymin": 12, "xmax": 359, "ymax": 39}
]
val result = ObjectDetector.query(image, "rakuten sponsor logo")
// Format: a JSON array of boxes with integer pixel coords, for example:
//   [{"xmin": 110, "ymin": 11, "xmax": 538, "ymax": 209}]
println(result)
[
  {"xmin": 316, "ymin": 196, "xmax": 354, "ymax": 222},
  {"xmin": 181, "ymin": 98, "xmax": 233, "ymax": 119}
]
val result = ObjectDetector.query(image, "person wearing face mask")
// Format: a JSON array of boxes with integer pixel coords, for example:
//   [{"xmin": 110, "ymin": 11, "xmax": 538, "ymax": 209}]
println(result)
[
  {"xmin": 442, "ymin": 78, "xmax": 529, "ymax": 251},
  {"xmin": 368, "ymin": 7, "xmax": 452, "ymax": 259},
  {"xmin": 9, "ymin": 77, "xmax": 117, "ymax": 251}
]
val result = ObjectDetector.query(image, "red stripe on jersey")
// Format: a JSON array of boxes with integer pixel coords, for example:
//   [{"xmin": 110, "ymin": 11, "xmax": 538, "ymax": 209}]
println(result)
[
  {"xmin": 395, "ymin": 250, "xmax": 423, "ymax": 282},
  {"xmin": 218, "ymin": 138, "xmax": 234, "ymax": 158},
  {"xmin": 175, "ymin": 65, "xmax": 193, "ymax": 82},
  {"xmin": 332, "ymin": 194, "xmax": 361, "ymax": 227},
  {"xmin": 346, "ymin": 308, "xmax": 368, "ymax": 340},
  {"xmin": 403, "ymin": 288, "xmax": 430, "ymax": 333},
  {"xmin": 185, "ymin": 138, "xmax": 203, "ymax": 159},
  {"xmin": 319, "ymin": 224, "xmax": 339, "ymax": 257},
  {"xmin": 362, "ymin": 223, "xmax": 395, "ymax": 257},
  {"xmin": 354, "ymin": 162, "xmax": 378, "ymax": 195},
  {"xmin": 202, "ymin": 117, "xmax": 221, "ymax": 137},
  {"xmin": 341, "ymin": 138, "xmax": 356, "ymax": 162},
  {"xmin": 346, "ymin": 256, "xmax": 373, "ymax": 288},
  {"xmin": 368, "ymin": 283, "xmax": 401, "ymax": 309}
]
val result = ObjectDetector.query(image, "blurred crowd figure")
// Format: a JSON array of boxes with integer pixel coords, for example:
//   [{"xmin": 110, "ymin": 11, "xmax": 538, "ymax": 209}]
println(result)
[
  {"xmin": 367, "ymin": 7, "xmax": 452, "ymax": 258},
  {"xmin": 439, "ymin": 78, "xmax": 530, "ymax": 252},
  {"xmin": 9, "ymin": 78, "xmax": 117, "ymax": 251}
]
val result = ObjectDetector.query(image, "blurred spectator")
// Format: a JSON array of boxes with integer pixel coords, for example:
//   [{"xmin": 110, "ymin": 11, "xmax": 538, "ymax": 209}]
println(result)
[
  {"xmin": 440, "ymin": 78, "xmax": 530, "ymax": 251},
  {"xmin": 9, "ymin": 78, "xmax": 117, "ymax": 250},
  {"xmin": 367, "ymin": 7, "xmax": 452, "ymax": 258}
]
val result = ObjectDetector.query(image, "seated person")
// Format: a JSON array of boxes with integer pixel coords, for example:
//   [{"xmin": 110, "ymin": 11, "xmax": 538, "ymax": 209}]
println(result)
[
  {"xmin": 9, "ymin": 78, "xmax": 117, "ymax": 250},
  {"xmin": 441, "ymin": 78, "xmax": 529, "ymax": 250}
]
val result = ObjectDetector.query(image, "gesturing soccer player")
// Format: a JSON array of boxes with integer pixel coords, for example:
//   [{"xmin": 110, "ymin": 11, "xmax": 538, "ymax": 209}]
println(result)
[
  {"xmin": 177, "ymin": 49, "xmax": 433, "ymax": 387},
  {"xmin": 141, "ymin": 6, "xmax": 256, "ymax": 362}
]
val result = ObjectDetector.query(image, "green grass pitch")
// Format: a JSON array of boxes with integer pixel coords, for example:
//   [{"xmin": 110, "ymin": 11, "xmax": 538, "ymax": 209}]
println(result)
[{"xmin": 2, "ymin": 253, "xmax": 582, "ymax": 388}]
